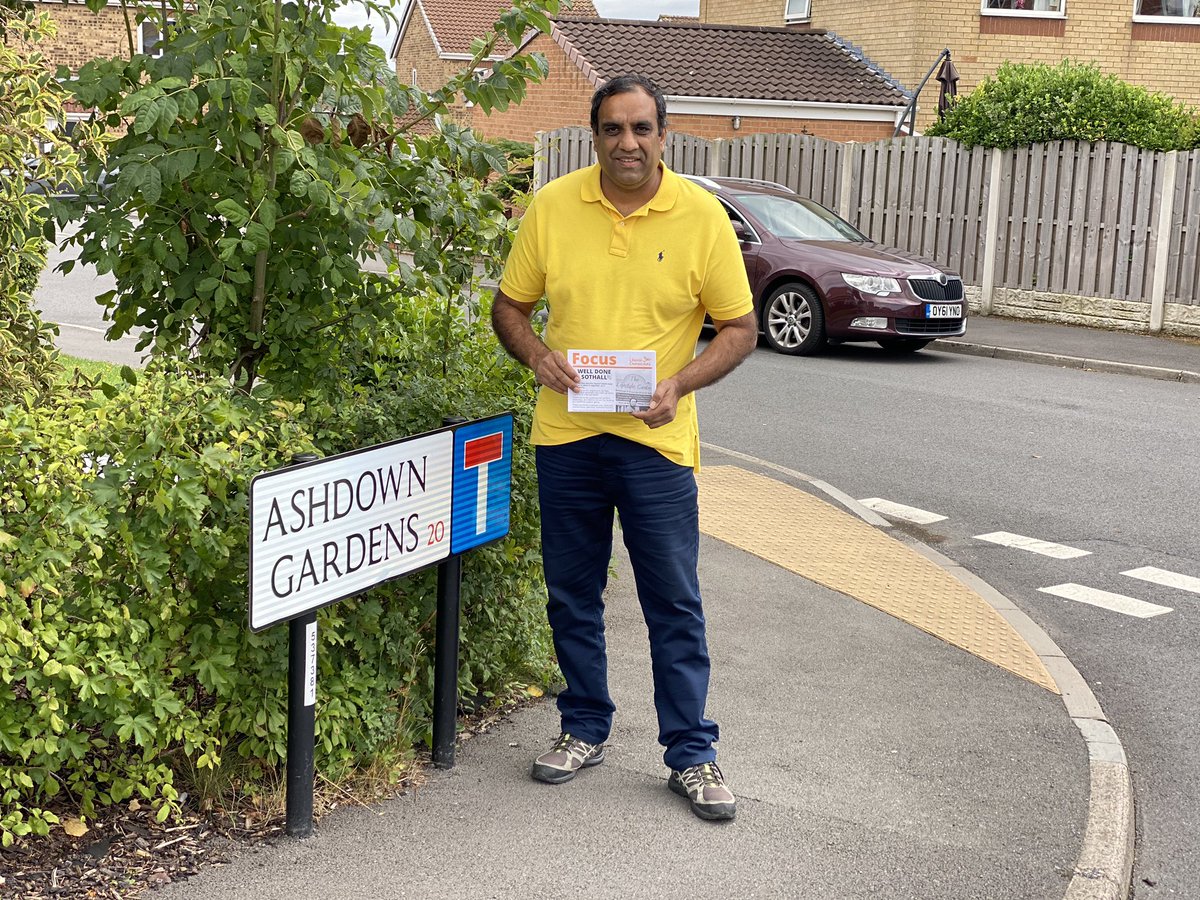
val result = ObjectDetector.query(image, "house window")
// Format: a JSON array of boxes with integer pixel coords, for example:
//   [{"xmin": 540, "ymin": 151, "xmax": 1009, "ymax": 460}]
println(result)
[
  {"xmin": 139, "ymin": 18, "xmax": 176, "ymax": 57},
  {"xmin": 1134, "ymin": 0, "xmax": 1200, "ymax": 19},
  {"xmin": 982, "ymin": 0, "xmax": 1065, "ymax": 14},
  {"xmin": 784, "ymin": 0, "xmax": 811, "ymax": 23}
]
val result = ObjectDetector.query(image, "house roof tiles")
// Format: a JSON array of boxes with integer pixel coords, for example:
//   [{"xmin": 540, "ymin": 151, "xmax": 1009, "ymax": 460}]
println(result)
[
  {"xmin": 414, "ymin": 0, "xmax": 597, "ymax": 57},
  {"xmin": 549, "ymin": 18, "xmax": 908, "ymax": 107}
]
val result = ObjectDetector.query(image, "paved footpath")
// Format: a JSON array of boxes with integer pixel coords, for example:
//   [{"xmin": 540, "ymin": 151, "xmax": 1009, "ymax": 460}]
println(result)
[{"xmin": 159, "ymin": 448, "xmax": 1129, "ymax": 900}]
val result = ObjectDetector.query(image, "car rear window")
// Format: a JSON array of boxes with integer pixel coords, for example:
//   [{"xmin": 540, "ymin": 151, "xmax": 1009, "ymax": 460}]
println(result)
[{"xmin": 733, "ymin": 193, "xmax": 866, "ymax": 242}]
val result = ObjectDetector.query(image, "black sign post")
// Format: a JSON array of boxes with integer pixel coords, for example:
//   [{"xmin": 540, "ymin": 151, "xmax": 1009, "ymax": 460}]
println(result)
[
  {"xmin": 432, "ymin": 416, "xmax": 469, "ymax": 769},
  {"xmin": 286, "ymin": 609, "xmax": 317, "ymax": 837},
  {"xmin": 432, "ymin": 554, "xmax": 463, "ymax": 768},
  {"xmin": 284, "ymin": 453, "xmax": 319, "ymax": 838}
]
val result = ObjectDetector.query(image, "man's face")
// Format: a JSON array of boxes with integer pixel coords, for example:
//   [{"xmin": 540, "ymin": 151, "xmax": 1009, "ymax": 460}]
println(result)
[{"xmin": 594, "ymin": 88, "xmax": 666, "ymax": 195}]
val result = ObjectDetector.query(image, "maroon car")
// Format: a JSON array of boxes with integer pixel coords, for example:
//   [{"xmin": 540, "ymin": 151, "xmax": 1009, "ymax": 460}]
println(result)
[{"xmin": 689, "ymin": 176, "xmax": 967, "ymax": 356}]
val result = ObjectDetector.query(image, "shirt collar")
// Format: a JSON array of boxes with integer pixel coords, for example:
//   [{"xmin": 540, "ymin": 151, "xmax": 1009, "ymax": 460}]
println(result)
[{"xmin": 581, "ymin": 162, "xmax": 680, "ymax": 216}]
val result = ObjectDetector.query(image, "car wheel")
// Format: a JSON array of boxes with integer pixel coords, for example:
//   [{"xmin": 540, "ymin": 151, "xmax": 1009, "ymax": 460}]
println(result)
[
  {"xmin": 762, "ymin": 283, "xmax": 825, "ymax": 355},
  {"xmin": 877, "ymin": 338, "xmax": 932, "ymax": 354}
]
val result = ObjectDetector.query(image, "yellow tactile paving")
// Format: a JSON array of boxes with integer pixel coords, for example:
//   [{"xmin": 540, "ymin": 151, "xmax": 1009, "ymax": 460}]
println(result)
[{"xmin": 697, "ymin": 466, "xmax": 1058, "ymax": 694}]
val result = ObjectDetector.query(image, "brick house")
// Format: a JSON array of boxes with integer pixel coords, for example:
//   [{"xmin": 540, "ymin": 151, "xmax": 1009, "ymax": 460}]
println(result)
[
  {"xmin": 389, "ymin": 0, "xmax": 597, "ymax": 127},
  {"xmin": 700, "ymin": 0, "xmax": 1200, "ymax": 129},
  {"xmin": 471, "ymin": 17, "xmax": 910, "ymax": 144},
  {"xmin": 17, "ymin": 1, "xmax": 175, "ymax": 125},
  {"xmin": 17, "ymin": 1, "xmax": 174, "ymax": 68}
]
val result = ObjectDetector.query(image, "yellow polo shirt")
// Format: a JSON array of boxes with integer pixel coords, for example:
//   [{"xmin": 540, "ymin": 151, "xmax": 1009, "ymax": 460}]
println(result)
[{"xmin": 499, "ymin": 164, "xmax": 753, "ymax": 469}]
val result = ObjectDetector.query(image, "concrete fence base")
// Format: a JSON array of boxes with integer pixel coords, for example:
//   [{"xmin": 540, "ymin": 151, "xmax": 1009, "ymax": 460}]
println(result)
[{"xmin": 965, "ymin": 286, "xmax": 1200, "ymax": 339}]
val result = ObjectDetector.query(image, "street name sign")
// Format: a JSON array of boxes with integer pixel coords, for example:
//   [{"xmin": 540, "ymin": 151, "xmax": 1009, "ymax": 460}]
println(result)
[{"xmin": 249, "ymin": 414, "xmax": 512, "ymax": 632}]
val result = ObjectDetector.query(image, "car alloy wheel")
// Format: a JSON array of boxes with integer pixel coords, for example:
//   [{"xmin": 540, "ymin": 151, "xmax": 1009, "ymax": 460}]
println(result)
[{"xmin": 763, "ymin": 282, "xmax": 825, "ymax": 356}]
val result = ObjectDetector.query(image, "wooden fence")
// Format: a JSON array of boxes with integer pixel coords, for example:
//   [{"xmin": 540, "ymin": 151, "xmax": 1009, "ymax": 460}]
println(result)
[{"xmin": 535, "ymin": 128, "xmax": 1200, "ymax": 329}]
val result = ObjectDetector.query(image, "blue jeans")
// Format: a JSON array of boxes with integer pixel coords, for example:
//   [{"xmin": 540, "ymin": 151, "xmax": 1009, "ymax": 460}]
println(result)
[{"xmin": 536, "ymin": 435, "xmax": 719, "ymax": 771}]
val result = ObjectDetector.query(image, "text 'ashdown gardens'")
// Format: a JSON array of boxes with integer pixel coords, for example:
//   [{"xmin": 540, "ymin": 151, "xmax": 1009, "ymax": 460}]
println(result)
[{"xmin": 260, "ymin": 456, "xmax": 437, "ymax": 598}]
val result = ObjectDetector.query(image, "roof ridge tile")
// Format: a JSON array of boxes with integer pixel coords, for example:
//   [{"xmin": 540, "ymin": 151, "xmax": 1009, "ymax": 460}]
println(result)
[{"xmin": 825, "ymin": 31, "xmax": 912, "ymax": 99}]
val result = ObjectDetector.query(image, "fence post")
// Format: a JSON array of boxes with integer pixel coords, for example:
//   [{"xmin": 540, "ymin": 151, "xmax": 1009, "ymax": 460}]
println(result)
[
  {"xmin": 708, "ymin": 139, "xmax": 724, "ymax": 177},
  {"xmin": 979, "ymin": 147, "xmax": 1004, "ymax": 316},
  {"xmin": 1149, "ymin": 150, "xmax": 1178, "ymax": 334},
  {"xmin": 533, "ymin": 131, "xmax": 546, "ymax": 191},
  {"xmin": 838, "ymin": 142, "xmax": 856, "ymax": 221}
]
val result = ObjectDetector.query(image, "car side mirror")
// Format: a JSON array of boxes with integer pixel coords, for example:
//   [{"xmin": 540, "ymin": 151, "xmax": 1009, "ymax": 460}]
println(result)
[{"xmin": 731, "ymin": 220, "xmax": 749, "ymax": 242}]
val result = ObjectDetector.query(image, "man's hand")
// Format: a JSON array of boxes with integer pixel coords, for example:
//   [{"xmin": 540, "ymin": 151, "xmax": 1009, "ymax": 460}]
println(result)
[
  {"xmin": 494, "ymin": 290, "xmax": 584, "ymax": 393},
  {"xmin": 632, "ymin": 376, "xmax": 682, "ymax": 428},
  {"xmin": 533, "ymin": 348, "xmax": 581, "ymax": 395},
  {"xmin": 631, "ymin": 311, "xmax": 756, "ymax": 428}
]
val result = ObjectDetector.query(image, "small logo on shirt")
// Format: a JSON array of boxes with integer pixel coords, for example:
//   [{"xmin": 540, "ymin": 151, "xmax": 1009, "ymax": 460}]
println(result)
[{"xmin": 657, "ymin": 251, "xmax": 664, "ymax": 262}]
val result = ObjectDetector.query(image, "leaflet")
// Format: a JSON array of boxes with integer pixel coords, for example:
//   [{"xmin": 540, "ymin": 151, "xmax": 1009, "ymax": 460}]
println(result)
[{"xmin": 566, "ymin": 349, "xmax": 657, "ymax": 414}]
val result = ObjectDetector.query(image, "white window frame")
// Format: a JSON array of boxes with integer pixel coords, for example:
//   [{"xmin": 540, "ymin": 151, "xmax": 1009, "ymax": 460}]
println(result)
[
  {"xmin": 138, "ymin": 16, "xmax": 177, "ymax": 57},
  {"xmin": 980, "ymin": 0, "xmax": 1066, "ymax": 17},
  {"xmin": 784, "ymin": 0, "xmax": 811, "ymax": 24},
  {"xmin": 1133, "ymin": 0, "xmax": 1200, "ymax": 23}
]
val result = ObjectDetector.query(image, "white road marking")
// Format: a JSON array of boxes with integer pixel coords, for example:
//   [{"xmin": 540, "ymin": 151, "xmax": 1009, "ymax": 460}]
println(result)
[
  {"xmin": 857, "ymin": 498, "xmax": 947, "ymax": 525},
  {"xmin": 53, "ymin": 321, "xmax": 107, "ymax": 334},
  {"xmin": 1039, "ymin": 583, "xmax": 1173, "ymax": 618},
  {"xmin": 1121, "ymin": 566, "xmax": 1200, "ymax": 596},
  {"xmin": 974, "ymin": 531, "xmax": 1091, "ymax": 559}
]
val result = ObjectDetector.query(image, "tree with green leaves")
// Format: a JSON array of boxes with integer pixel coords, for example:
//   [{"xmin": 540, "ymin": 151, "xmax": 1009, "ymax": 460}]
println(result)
[
  {"xmin": 926, "ymin": 60, "xmax": 1200, "ymax": 150},
  {"xmin": 63, "ymin": 0, "xmax": 559, "ymax": 394}
]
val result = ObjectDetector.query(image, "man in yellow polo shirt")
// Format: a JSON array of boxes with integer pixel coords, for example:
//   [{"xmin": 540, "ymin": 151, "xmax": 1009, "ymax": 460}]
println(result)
[{"xmin": 491, "ymin": 74, "xmax": 756, "ymax": 822}]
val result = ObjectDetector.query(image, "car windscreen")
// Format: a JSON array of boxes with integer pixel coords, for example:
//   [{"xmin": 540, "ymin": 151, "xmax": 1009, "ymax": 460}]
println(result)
[{"xmin": 733, "ymin": 193, "xmax": 866, "ymax": 242}]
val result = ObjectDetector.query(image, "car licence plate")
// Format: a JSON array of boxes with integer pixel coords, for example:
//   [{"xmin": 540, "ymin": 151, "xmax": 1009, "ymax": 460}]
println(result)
[{"xmin": 926, "ymin": 303, "xmax": 962, "ymax": 319}]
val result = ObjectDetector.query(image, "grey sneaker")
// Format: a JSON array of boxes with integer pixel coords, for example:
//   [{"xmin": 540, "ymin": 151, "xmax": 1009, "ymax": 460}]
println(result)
[
  {"xmin": 530, "ymin": 733, "xmax": 606, "ymax": 784},
  {"xmin": 669, "ymin": 762, "xmax": 736, "ymax": 821}
]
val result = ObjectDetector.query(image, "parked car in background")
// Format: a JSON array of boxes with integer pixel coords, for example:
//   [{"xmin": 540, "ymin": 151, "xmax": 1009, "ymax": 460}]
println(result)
[
  {"xmin": 686, "ymin": 175, "xmax": 966, "ymax": 355},
  {"xmin": 16, "ymin": 157, "xmax": 116, "ymax": 204}
]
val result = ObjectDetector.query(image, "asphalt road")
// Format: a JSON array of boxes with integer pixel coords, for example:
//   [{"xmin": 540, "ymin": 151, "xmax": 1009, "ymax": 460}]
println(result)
[
  {"xmin": 701, "ymin": 340, "xmax": 1200, "ymax": 899},
  {"xmin": 32, "ymin": 228, "xmax": 143, "ymax": 366}
]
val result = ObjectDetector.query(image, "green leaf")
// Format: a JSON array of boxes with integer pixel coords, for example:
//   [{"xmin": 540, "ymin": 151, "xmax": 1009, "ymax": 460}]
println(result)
[
  {"xmin": 141, "ymin": 166, "xmax": 163, "ymax": 206},
  {"xmin": 215, "ymin": 199, "xmax": 251, "ymax": 227},
  {"xmin": 258, "ymin": 199, "xmax": 277, "ymax": 231},
  {"xmin": 133, "ymin": 101, "xmax": 162, "ymax": 135}
]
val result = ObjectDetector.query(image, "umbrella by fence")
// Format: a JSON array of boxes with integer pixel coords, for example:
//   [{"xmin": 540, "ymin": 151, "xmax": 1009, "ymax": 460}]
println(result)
[{"xmin": 937, "ymin": 54, "xmax": 960, "ymax": 119}]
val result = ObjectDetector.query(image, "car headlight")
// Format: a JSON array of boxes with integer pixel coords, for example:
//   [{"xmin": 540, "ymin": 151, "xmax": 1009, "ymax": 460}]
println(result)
[{"xmin": 842, "ymin": 273, "xmax": 901, "ymax": 296}]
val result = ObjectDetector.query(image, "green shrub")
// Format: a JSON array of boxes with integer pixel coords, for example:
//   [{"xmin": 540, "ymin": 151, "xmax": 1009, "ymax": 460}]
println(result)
[
  {"xmin": 0, "ymin": 9, "xmax": 88, "ymax": 406},
  {"xmin": 320, "ymin": 290, "xmax": 552, "ymax": 719},
  {"xmin": 926, "ymin": 60, "xmax": 1200, "ymax": 150},
  {"xmin": 0, "ymin": 365, "xmax": 315, "ymax": 844},
  {"xmin": 0, "ymin": 296, "xmax": 549, "ymax": 846}
]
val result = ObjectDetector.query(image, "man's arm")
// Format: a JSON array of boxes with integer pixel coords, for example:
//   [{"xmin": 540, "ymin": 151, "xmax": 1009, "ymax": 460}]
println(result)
[
  {"xmin": 491, "ymin": 290, "xmax": 581, "ymax": 395},
  {"xmin": 632, "ymin": 311, "xmax": 758, "ymax": 429}
]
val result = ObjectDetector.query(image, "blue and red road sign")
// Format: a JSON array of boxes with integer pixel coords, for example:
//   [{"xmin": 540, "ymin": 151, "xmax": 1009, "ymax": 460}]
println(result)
[{"xmin": 451, "ymin": 414, "xmax": 513, "ymax": 554}]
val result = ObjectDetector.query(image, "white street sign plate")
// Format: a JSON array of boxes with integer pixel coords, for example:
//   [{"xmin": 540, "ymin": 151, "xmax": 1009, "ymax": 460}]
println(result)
[{"xmin": 249, "ymin": 429, "xmax": 454, "ymax": 631}]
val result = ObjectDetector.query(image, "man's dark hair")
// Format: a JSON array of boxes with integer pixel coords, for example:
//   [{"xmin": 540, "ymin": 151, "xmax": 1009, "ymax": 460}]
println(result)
[{"xmin": 590, "ymin": 74, "xmax": 668, "ymax": 135}]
